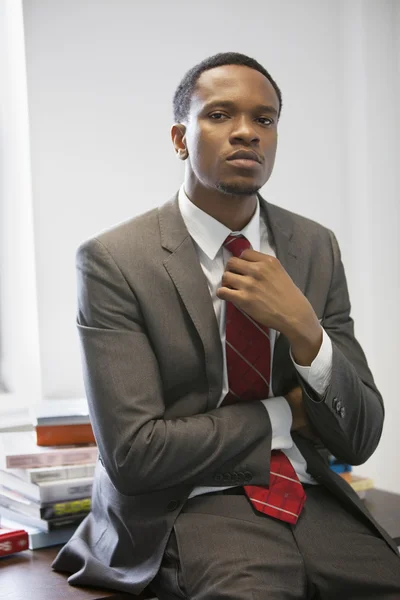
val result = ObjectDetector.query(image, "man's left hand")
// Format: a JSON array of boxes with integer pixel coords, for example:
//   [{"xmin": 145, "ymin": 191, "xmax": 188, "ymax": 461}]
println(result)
[{"xmin": 217, "ymin": 249, "xmax": 323, "ymax": 366}]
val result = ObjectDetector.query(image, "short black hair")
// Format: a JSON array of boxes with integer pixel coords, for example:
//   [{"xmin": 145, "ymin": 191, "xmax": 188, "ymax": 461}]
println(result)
[{"xmin": 173, "ymin": 52, "xmax": 282, "ymax": 123}]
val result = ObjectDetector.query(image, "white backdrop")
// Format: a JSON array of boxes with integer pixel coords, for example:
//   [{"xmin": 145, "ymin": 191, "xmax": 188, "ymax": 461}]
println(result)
[{"xmin": 1, "ymin": 0, "xmax": 399, "ymax": 491}]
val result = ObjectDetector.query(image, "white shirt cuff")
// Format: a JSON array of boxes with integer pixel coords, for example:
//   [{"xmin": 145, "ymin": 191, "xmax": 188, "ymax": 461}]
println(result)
[
  {"xmin": 291, "ymin": 328, "xmax": 333, "ymax": 396},
  {"xmin": 261, "ymin": 397, "xmax": 293, "ymax": 450}
]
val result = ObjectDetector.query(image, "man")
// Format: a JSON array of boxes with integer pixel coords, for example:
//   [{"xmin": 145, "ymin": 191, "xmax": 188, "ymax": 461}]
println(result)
[{"xmin": 53, "ymin": 53, "xmax": 400, "ymax": 599}]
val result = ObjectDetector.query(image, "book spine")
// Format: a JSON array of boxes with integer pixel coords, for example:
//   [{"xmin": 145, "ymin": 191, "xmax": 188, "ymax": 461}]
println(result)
[
  {"xmin": 10, "ymin": 463, "xmax": 96, "ymax": 483},
  {"xmin": 32, "ymin": 463, "xmax": 95, "ymax": 483},
  {"xmin": 46, "ymin": 513, "xmax": 87, "ymax": 530},
  {"xmin": 36, "ymin": 423, "xmax": 95, "ymax": 447},
  {"xmin": 38, "ymin": 477, "xmax": 93, "ymax": 503},
  {"xmin": 6, "ymin": 446, "xmax": 98, "ymax": 469},
  {"xmin": 0, "ymin": 504, "xmax": 86, "ymax": 531},
  {"xmin": 40, "ymin": 497, "xmax": 91, "ymax": 519},
  {"xmin": 0, "ymin": 529, "xmax": 29, "ymax": 556}
]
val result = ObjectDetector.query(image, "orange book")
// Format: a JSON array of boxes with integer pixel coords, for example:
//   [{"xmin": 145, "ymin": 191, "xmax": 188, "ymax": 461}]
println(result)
[
  {"xmin": 339, "ymin": 471, "xmax": 352, "ymax": 483},
  {"xmin": 36, "ymin": 423, "xmax": 95, "ymax": 446}
]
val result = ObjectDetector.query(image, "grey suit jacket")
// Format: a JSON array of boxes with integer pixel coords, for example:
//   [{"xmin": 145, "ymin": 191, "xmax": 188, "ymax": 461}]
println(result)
[{"xmin": 52, "ymin": 194, "xmax": 398, "ymax": 595}]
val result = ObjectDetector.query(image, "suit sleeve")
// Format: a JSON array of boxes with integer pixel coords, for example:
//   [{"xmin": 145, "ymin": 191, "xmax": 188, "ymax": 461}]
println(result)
[
  {"xmin": 298, "ymin": 230, "xmax": 384, "ymax": 465},
  {"xmin": 76, "ymin": 238, "xmax": 272, "ymax": 496}
]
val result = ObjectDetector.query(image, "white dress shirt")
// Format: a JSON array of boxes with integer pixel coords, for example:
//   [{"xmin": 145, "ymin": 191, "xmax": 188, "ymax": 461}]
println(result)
[{"xmin": 178, "ymin": 186, "xmax": 333, "ymax": 495}]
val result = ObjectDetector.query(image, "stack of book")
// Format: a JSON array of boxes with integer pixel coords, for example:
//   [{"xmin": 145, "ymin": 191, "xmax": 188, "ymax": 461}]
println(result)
[
  {"xmin": 327, "ymin": 454, "xmax": 374, "ymax": 499},
  {"xmin": 0, "ymin": 399, "xmax": 98, "ymax": 550}
]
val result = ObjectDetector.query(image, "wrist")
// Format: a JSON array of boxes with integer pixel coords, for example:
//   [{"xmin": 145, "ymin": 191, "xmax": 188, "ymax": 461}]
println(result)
[{"xmin": 288, "ymin": 323, "xmax": 323, "ymax": 366}]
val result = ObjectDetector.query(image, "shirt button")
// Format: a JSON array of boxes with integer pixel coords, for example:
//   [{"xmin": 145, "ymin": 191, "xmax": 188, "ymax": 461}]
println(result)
[{"xmin": 167, "ymin": 500, "xmax": 180, "ymax": 512}]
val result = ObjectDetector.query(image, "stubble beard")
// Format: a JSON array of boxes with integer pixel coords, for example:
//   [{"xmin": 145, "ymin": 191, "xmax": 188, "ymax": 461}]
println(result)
[{"xmin": 216, "ymin": 180, "xmax": 261, "ymax": 197}]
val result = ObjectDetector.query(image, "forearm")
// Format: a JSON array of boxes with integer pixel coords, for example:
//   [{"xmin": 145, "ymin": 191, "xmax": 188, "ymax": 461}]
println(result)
[
  {"xmin": 80, "ymin": 326, "xmax": 272, "ymax": 495},
  {"xmin": 298, "ymin": 340, "xmax": 383, "ymax": 465},
  {"xmin": 287, "ymin": 231, "xmax": 384, "ymax": 464}
]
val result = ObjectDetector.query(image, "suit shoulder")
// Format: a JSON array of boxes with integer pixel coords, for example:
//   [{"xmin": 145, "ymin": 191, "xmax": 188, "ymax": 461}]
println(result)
[
  {"xmin": 78, "ymin": 206, "xmax": 159, "ymax": 255},
  {"xmin": 77, "ymin": 192, "xmax": 181, "ymax": 259},
  {"xmin": 266, "ymin": 201, "xmax": 334, "ymax": 241}
]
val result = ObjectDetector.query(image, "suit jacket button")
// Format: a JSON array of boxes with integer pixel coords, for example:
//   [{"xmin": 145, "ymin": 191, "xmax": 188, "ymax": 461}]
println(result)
[
  {"xmin": 223, "ymin": 473, "xmax": 231, "ymax": 481},
  {"xmin": 214, "ymin": 474, "xmax": 223, "ymax": 482},
  {"xmin": 237, "ymin": 472, "xmax": 245, "ymax": 482},
  {"xmin": 167, "ymin": 500, "xmax": 180, "ymax": 511},
  {"xmin": 244, "ymin": 471, "xmax": 253, "ymax": 482}
]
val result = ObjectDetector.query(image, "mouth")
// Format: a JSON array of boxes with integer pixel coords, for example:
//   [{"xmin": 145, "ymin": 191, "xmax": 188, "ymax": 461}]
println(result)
[{"xmin": 226, "ymin": 150, "xmax": 262, "ymax": 170}]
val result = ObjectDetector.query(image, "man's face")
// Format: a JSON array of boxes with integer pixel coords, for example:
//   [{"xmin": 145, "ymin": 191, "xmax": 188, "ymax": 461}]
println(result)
[{"xmin": 181, "ymin": 64, "xmax": 279, "ymax": 196}]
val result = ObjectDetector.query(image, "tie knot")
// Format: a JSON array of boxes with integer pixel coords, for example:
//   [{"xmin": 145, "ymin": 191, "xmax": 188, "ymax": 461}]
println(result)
[{"xmin": 223, "ymin": 234, "xmax": 251, "ymax": 258}]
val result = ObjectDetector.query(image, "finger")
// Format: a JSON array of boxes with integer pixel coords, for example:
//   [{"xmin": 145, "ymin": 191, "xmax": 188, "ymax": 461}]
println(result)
[
  {"xmin": 216, "ymin": 286, "xmax": 245, "ymax": 305},
  {"xmin": 225, "ymin": 256, "xmax": 261, "ymax": 276},
  {"xmin": 239, "ymin": 249, "xmax": 270, "ymax": 262},
  {"xmin": 221, "ymin": 271, "xmax": 251, "ymax": 290}
]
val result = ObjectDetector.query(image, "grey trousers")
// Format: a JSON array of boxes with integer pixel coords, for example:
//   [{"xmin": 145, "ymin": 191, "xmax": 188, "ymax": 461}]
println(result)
[{"xmin": 150, "ymin": 486, "xmax": 400, "ymax": 600}]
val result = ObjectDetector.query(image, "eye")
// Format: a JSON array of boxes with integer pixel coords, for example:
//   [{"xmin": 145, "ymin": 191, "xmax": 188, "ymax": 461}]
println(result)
[
  {"xmin": 257, "ymin": 117, "xmax": 273, "ymax": 126},
  {"xmin": 209, "ymin": 112, "xmax": 229, "ymax": 120}
]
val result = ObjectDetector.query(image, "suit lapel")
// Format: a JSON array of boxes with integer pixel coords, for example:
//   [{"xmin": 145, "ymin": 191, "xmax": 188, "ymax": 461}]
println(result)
[
  {"xmin": 158, "ymin": 196, "xmax": 223, "ymax": 410},
  {"xmin": 260, "ymin": 197, "xmax": 305, "ymax": 291},
  {"xmin": 157, "ymin": 194, "xmax": 306, "ymax": 405},
  {"xmin": 259, "ymin": 197, "xmax": 307, "ymax": 394}
]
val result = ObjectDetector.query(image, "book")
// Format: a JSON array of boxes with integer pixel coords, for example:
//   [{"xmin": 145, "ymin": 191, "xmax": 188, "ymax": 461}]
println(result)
[
  {"xmin": 339, "ymin": 471, "xmax": 352, "ymax": 483},
  {"xmin": 30, "ymin": 398, "xmax": 91, "ymax": 426},
  {"xmin": 0, "ymin": 470, "xmax": 93, "ymax": 503},
  {"xmin": 330, "ymin": 462, "xmax": 352, "ymax": 474},
  {"xmin": 350, "ymin": 475, "xmax": 374, "ymax": 493},
  {"xmin": 0, "ymin": 431, "xmax": 98, "ymax": 469},
  {"xmin": 0, "ymin": 504, "xmax": 88, "ymax": 532},
  {"xmin": 0, "ymin": 526, "xmax": 29, "ymax": 557},
  {"xmin": 1, "ymin": 517, "xmax": 77, "ymax": 550},
  {"xmin": 0, "ymin": 486, "xmax": 91, "ymax": 519},
  {"xmin": 36, "ymin": 423, "xmax": 95, "ymax": 446},
  {"xmin": 8, "ymin": 462, "xmax": 96, "ymax": 484},
  {"xmin": 338, "ymin": 473, "xmax": 374, "ymax": 499}
]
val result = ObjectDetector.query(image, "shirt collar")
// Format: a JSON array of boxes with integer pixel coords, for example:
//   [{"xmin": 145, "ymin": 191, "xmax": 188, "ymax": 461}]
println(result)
[{"xmin": 178, "ymin": 185, "xmax": 261, "ymax": 260}]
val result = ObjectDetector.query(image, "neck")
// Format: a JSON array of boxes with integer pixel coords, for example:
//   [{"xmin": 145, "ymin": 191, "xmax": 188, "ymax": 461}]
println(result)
[{"xmin": 184, "ymin": 175, "xmax": 257, "ymax": 231}]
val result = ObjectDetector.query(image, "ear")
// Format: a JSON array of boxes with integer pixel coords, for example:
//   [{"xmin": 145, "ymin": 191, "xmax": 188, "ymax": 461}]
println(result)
[{"xmin": 171, "ymin": 123, "xmax": 189, "ymax": 160}]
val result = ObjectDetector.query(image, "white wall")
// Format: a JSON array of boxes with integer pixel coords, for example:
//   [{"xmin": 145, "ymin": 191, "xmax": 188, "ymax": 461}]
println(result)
[
  {"xmin": 339, "ymin": 0, "xmax": 400, "ymax": 490},
  {"xmin": 9, "ymin": 0, "xmax": 400, "ymax": 491},
  {"xmin": 0, "ymin": 0, "xmax": 42, "ymax": 405}
]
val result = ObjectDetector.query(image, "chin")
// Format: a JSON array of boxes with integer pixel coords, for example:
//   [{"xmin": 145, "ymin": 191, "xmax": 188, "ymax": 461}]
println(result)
[{"xmin": 216, "ymin": 180, "xmax": 262, "ymax": 196}]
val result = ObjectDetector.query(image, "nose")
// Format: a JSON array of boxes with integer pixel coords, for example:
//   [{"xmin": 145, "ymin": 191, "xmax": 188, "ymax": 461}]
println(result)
[{"xmin": 229, "ymin": 115, "xmax": 260, "ymax": 145}]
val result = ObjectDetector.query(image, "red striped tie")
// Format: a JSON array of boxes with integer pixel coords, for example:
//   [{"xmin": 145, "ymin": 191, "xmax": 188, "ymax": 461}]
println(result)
[{"xmin": 222, "ymin": 234, "xmax": 306, "ymax": 525}]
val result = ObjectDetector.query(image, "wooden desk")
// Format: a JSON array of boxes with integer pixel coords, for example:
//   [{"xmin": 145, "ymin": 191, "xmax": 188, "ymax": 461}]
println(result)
[
  {"xmin": 0, "ymin": 545, "xmax": 147, "ymax": 600},
  {"xmin": 1, "ymin": 488, "xmax": 399, "ymax": 600}
]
